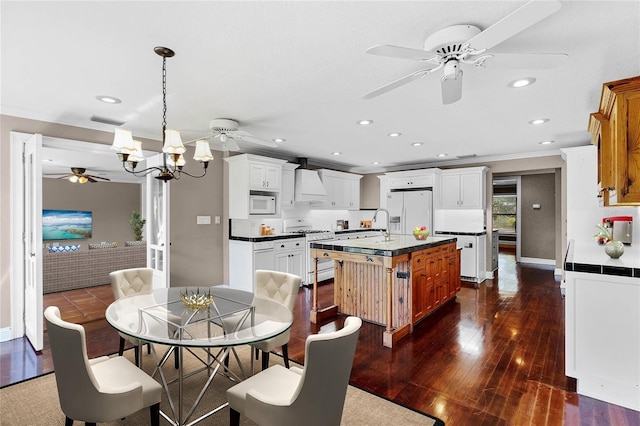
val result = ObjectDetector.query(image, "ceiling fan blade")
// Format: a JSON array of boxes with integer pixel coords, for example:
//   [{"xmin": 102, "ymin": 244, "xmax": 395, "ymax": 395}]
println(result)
[
  {"xmin": 482, "ymin": 52, "xmax": 567, "ymax": 69},
  {"xmin": 226, "ymin": 138, "xmax": 241, "ymax": 151},
  {"xmin": 441, "ymin": 72, "xmax": 463, "ymax": 105},
  {"xmin": 366, "ymin": 44, "xmax": 439, "ymax": 61},
  {"xmin": 466, "ymin": 0, "xmax": 561, "ymax": 50},
  {"xmin": 362, "ymin": 68, "xmax": 433, "ymax": 100},
  {"xmin": 85, "ymin": 174, "xmax": 111, "ymax": 181},
  {"xmin": 235, "ymin": 134, "xmax": 278, "ymax": 148}
]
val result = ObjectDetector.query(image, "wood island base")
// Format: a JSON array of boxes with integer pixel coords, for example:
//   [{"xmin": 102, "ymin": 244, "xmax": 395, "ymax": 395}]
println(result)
[{"xmin": 309, "ymin": 235, "xmax": 461, "ymax": 348}]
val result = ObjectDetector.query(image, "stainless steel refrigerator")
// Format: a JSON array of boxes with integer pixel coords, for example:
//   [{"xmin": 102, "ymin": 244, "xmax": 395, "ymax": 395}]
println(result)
[{"xmin": 386, "ymin": 190, "xmax": 433, "ymax": 235}]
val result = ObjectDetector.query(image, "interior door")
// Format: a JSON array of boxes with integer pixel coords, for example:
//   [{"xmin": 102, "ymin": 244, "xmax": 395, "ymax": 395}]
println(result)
[
  {"xmin": 23, "ymin": 133, "xmax": 44, "ymax": 351},
  {"xmin": 145, "ymin": 154, "xmax": 170, "ymax": 289}
]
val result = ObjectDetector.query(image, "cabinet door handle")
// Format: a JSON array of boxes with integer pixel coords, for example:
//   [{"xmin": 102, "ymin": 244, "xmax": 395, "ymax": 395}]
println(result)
[
  {"xmin": 366, "ymin": 256, "xmax": 374, "ymax": 262},
  {"xmin": 323, "ymin": 252, "xmax": 330, "ymax": 257}
]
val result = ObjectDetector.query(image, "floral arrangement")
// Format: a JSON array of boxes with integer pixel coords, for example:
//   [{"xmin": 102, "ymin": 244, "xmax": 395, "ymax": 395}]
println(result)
[
  {"xmin": 412, "ymin": 226, "xmax": 430, "ymax": 240},
  {"xmin": 593, "ymin": 224, "xmax": 612, "ymax": 245},
  {"xmin": 180, "ymin": 288, "xmax": 214, "ymax": 310}
]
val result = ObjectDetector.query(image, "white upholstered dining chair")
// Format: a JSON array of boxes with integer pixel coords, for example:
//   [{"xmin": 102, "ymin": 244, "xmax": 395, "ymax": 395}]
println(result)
[
  {"xmin": 252, "ymin": 269, "xmax": 301, "ymax": 370},
  {"xmin": 44, "ymin": 306, "xmax": 162, "ymax": 426},
  {"xmin": 227, "ymin": 315, "xmax": 362, "ymax": 426},
  {"xmin": 109, "ymin": 267, "xmax": 154, "ymax": 366}
]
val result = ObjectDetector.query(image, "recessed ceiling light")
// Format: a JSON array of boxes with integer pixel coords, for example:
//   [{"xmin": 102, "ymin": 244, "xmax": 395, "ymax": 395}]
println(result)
[
  {"xmin": 357, "ymin": 119, "xmax": 373, "ymax": 125},
  {"xmin": 371, "ymin": 161, "xmax": 380, "ymax": 165},
  {"xmin": 331, "ymin": 152, "xmax": 342, "ymax": 155},
  {"xmin": 529, "ymin": 118, "xmax": 549, "ymax": 125},
  {"xmin": 388, "ymin": 132, "xmax": 401, "ymax": 137},
  {"xmin": 411, "ymin": 142, "xmax": 423, "ymax": 147},
  {"xmin": 272, "ymin": 138, "xmax": 286, "ymax": 143},
  {"xmin": 437, "ymin": 153, "xmax": 448, "ymax": 157},
  {"xmin": 507, "ymin": 78, "xmax": 536, "ymax": 88},
  {"xmin": 96, "ymin": 95, "xmax": 121, "ymax": 104},
  {"xmin": 539, "ymin": 140, "xmax": 555, "ymax": 145}
]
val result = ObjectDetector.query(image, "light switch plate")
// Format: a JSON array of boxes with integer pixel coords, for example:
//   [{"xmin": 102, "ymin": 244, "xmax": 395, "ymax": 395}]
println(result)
[{"xmin": 197, "ymin": 215, "xmax": 212, "ymax": 225}]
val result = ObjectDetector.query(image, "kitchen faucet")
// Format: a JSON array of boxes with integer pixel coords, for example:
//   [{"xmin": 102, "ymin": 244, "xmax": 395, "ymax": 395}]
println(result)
[{"xmin": 372, "ymin": 208, "xmax": 391, "ymax": 241}]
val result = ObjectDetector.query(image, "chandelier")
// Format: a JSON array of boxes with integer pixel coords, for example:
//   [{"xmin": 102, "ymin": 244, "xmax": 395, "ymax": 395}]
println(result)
[{"xmin": 111, "ymin": 46, "xmax": 213, "ymax": 181}]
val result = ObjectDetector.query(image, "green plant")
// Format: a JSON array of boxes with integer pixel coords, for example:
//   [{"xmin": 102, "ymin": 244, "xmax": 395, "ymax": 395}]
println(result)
[{"xmin": 129, "ymin": 211, "xmax": 146, "ymax": 241}]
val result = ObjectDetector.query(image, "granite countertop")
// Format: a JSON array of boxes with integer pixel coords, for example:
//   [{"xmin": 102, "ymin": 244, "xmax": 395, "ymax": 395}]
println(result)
[
  {"xmin": 565, "ymin": 239, "xmax": 640, "ymax": 278},
  {"xmin": 310, "ymin": 234, "xmax": 457, "ymax": 257},
  {"xmin": 334, "ymin": 228, "xmax": 385, "ymax": 234},
  {"xmin": 229, "ymin": 233, "xmax": 305, "ymax": 242},
  {"xmin": 434, "ymin": 230, "xmax": 487, "ymax": 236}
]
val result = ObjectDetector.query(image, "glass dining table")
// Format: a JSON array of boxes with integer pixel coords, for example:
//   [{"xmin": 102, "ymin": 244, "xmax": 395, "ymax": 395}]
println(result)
[{"xmin": 105, "ymin": 286, "xmax": 293, "ymax": 426}]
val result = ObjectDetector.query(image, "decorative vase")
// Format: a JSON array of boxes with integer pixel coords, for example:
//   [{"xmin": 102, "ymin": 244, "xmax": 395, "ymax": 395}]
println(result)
[{"xmin": 604, "ymin": 240, "xmax": 624, "ymax": 259}]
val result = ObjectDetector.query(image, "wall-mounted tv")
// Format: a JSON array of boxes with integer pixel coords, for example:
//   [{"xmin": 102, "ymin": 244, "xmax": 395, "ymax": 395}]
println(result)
[{"xmin": 42, "ymin": 209, "xmax": 92, "ymax": 240}]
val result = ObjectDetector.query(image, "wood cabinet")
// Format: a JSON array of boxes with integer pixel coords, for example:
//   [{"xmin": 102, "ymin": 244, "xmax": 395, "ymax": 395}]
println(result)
[
  {"xmin": 588, "ymin": 75, "xmax": 640, "ymax": 206},
  {"xmin": 280, "ymin": 163, "xmax": 298, "ymax": 209},
  {"xmin": 440, "ymin": 167, "xmax": 488, "ymax": 209},
  {"xmin": 317, "ymin": 169, "xmax": 362, "ymax": 210},
  {"xmin": 411, "ymin": 242, "xmax": 460, "ymax": 325},
  {"xmin": 224, "ymin": 154, "xmax": 287, "ymax": 219}
]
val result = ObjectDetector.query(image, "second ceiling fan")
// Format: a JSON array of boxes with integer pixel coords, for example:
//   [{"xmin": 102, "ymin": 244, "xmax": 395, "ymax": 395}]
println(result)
[
  {"xmin": 362, "ymin": 0, "xmax": 567, "ymax": 105},
  {"xmin": 187, "ymin": 119, "xmax": 277, "ymax": 152}
]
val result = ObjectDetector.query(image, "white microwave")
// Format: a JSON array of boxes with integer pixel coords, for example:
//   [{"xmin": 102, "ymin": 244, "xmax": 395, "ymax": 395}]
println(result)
[{"xmin": 249, "ymin": 195, "xmax": 277, "ymax": 215}]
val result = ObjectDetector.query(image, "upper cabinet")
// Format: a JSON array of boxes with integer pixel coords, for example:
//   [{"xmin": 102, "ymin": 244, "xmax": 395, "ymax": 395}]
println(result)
[
  {"xmin": 281, "ymin": 163, "xmax": 299, "ymax": 210},
  {"xmin": 317, "ymin": 169, "xmax": 362, "ymax": 210},
  {"xmin": 388, "ymin": 171, "xmax": 437, "ymax": 190},
  {"xmin": 588, "ymin": 75, "xmax": 640, "ymax": 206},
  {"xmin": 249, "ymin": 162, "xmax": 281, "ymax": 191},
  {"xmin": 224, "ymin": 154, "xmax": 287, "ymax": 219},
  {"xmin": 439, "ymin": 167, "xmax": 488, "ymax": 209}
]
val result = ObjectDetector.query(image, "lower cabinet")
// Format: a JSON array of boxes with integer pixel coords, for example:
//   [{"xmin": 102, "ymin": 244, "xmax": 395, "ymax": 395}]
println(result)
[
  {"xmin": 411, "ymin": 242, "xmax": 460, "ymax": 325},
  {"xmin": 273, "ymin": 238, "xmax": 305, "ymax": 279}
]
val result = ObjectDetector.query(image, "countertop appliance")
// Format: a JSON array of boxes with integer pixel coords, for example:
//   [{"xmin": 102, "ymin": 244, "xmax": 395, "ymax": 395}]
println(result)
[
  {"xmin": 385, "ymin": 189, "xmax": 433, "ymax": 235},
  {"xmin": 249, "ymin": 194, "xmax": 276, "ymax": 215},
  {"xmin": 602, "ymin": 216, "xmax": 633, "ymax": 245},
  {"xmin": 283, "ymin": 219, "xmax": 335, "ymax": 285}
]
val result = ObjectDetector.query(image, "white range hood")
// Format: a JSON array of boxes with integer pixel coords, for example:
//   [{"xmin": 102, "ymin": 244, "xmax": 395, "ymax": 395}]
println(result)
[{"xmin": 294, "ymin": 168, "xmax": 327, "ymax": 202}]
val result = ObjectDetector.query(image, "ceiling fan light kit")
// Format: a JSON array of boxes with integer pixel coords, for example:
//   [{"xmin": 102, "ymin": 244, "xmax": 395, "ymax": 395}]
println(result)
[
  {"xmin": 363, "ymin": 0, "xmax": 566, "ymax": 105},
  {"xmin": 110, "ymin": 46, "xmax": 214, "ymax": 181}
]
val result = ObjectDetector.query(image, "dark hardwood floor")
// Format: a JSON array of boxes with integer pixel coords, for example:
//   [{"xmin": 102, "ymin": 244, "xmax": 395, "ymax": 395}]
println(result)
[{"xmin": 2, "ymin": 248, "xmax": 639, "ymax": 425}]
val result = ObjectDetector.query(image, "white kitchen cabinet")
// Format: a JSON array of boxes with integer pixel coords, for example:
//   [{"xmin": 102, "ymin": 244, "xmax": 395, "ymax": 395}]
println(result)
[
  {"xmin": 440, "ymin": 167, "xmax": 488, "ymax": 209},
  {"xmin": 280, "ymin": 163, "xmax": 298, "ymax": 209},
  {"xmin": 249, "ymin": 162, "xmax": 281, "ymax": 191},
  {"xmin": 274, "ymin": 238, "xmax": 305, "ymax": 279},
  {"xmin": 224, "ymin": 154, "xmax": 287, "ymax": 219},
  {"xmin": 317, "ymin": 169, "xmax": 362, "ymax": 210},
  {"xmin": 385, "ymin": 169, "xmax": 439, "ymax": 190},
  {"xmin": 565, "ymin": 268, "xmax": 640, "ymax": 411}
]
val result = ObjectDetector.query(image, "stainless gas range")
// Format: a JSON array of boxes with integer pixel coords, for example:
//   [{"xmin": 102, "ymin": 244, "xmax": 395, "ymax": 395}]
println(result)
[{"xmin": 283, "ymin": 219, "xmax": 335, "ymax": 285}]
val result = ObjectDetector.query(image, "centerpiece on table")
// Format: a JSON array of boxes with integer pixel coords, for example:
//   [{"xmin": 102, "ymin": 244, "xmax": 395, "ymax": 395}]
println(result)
[
  {"xmin": 180, "ymin": 288, "xmax": 214, "ymax": 310},
  {"xmin": 412, "ymin": 226, "xmax": 430, "ymax": 240},
  {"xmin": 594, "ymin": 224, "xmax": 624, "ymax": 259}
]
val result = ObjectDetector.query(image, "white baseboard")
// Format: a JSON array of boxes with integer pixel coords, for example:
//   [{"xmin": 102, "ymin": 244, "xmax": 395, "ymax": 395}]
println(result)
[
  {"xmin": 520, "ymin": 257, "xmax": 555, "ymax": 266},
  {"xmin": 554, "ymin": 268, "xmax": 563, "ymax": 279},
  {"xmin": 485, "ymin": 270, "xmax": 495, "ymax": 279},
  {"xmin": 0, "ymin": 327, "xmax": 12, "ymax": 342}
]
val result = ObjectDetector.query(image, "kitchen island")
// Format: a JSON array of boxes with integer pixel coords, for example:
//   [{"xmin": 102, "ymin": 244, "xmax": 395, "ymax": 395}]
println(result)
[
  {"xmin": 310, "ymin": 235, "xmax": 459, "ymax": 347},
  {"xmin": 564, "ymin": 239, "xmax": 640, "ymax": 412}
]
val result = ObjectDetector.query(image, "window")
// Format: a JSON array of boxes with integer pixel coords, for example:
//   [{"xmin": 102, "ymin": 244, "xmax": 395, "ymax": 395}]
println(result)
[{"xmin": 492, "ymin": 195, "xmax": 517, "ymax": 233}]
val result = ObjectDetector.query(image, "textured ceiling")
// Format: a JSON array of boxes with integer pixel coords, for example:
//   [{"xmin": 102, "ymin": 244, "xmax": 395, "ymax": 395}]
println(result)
[{"xmin": 2, "ymin": 1, "xmax": 639, "ymax": 181}]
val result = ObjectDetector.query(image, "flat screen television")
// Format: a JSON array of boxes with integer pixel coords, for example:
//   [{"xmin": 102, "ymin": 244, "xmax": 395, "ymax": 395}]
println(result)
[{"xmin": 42, "ymin": 209, "xmax": 92, "ymax": 240}]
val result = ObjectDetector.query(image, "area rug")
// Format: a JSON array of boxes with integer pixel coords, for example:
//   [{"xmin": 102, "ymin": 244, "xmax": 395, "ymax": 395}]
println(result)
[{"xmin": 0, "ymin": 345, "xmax": 441, "ymax": 425}]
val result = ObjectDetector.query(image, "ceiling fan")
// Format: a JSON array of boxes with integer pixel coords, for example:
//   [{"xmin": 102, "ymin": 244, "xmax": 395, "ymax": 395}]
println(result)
[
  {"xmin": 362, "ymin": 0, "xmax": 567, "ymax": 105},
  {"xmin": 186, "ymin": 119, "xmax": 277, "ymax": 152},
  {"xmin": 46, "ymin": 167, "xmax": 111, "ymax": 184}
]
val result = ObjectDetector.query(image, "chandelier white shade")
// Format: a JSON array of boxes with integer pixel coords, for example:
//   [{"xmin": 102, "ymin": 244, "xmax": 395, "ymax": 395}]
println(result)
[
  {"xmin": 193, "ymin": 140, "xmax": 214, "ymax": 162},
  {"xmin": 110, "ymin": 46, "xmax": 211, "ymax": 181}
]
